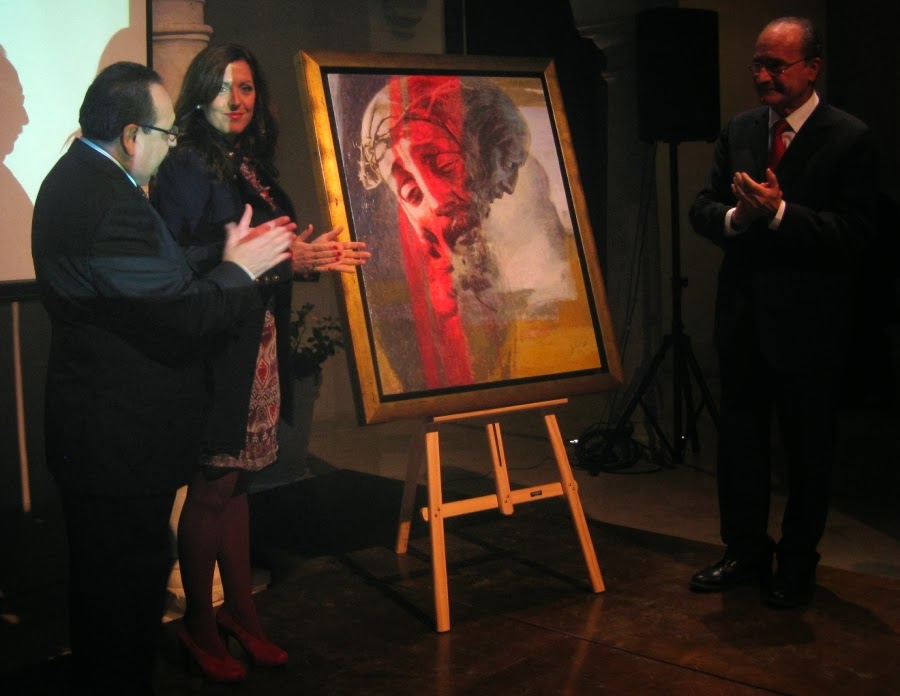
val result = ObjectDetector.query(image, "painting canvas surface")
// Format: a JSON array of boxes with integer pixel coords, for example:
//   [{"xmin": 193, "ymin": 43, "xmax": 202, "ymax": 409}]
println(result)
[{"xmin": 298, "ymin": 52, "xmax": 621, "ymax": 423}]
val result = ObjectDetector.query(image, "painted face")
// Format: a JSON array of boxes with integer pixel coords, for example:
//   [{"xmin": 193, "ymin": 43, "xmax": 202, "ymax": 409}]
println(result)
[
  {"xmin": 377, "ymin": 119, "xmax": 477, "ymax": 265},
  {"xmin": 751, "ymin": 22, "xmax": 820, "ymax": 116},
  {"xmin": 131, "ymin": 82, "xmax": 175, "ymax": 185},
  {"xmin": 204, "ymin": 60, "xmax": 256, "ymax": 138}
]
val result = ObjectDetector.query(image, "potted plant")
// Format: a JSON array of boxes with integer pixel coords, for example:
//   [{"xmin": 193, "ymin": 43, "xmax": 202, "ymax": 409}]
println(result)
[
  {"xmin": 289, "ymin": 302, "xmax": 344, "ymax": 382},
  {"xmin": 279, "ymin": 302, "xmax": 344, "ymax": 476}
]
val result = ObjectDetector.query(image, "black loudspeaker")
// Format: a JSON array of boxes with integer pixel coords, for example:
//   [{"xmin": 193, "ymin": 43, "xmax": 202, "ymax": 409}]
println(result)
[{"xmin": 636, "ymin": 8, "xmax": 720, "ymax": 143}]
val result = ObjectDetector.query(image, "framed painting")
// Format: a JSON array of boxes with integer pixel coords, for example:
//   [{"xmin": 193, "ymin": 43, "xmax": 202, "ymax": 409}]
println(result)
[{"xmin": 296, "ymin": 50, "xmax": 622, "ymax": 424}]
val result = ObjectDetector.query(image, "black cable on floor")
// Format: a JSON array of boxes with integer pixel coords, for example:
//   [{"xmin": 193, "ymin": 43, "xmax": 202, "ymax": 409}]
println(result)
[{"xmin": 571, "ymin": 421, "xmax": 661, "ymax": 474}]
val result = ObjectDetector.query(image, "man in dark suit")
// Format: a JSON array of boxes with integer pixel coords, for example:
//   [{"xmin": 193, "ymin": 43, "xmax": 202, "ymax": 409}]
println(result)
[
  {"xmin": 31, "ymin": 62, "xmax": 295, "ymax": 693},
  {"xmin": 688, "ymin": 17, "xmax": 878, "ymax": 608}
]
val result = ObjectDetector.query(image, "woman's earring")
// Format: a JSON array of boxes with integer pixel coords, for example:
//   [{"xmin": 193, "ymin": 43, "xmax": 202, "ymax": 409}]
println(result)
[{"xmin": 195, "ymin": 104, "xmax": 202, "ymax": 110}]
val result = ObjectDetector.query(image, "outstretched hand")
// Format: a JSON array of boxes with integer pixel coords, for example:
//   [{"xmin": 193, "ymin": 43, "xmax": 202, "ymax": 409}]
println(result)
[
  {"xmin": 291, "ymin": 225, "xmax": 371, "ymax": 274},
  {"xmin": 223, "ymin": 204, "xmax": 297, "ymax": 278}
]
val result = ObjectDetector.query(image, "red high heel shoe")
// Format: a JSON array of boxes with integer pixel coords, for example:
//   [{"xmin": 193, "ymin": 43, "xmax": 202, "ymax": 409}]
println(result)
[
  {"xmin": 177, "ymin": 625, "xmax": 247, "ymax": 683},
  {"xmin": 216, "ymin": 608, "xmax": 288, "ymax": 667}
]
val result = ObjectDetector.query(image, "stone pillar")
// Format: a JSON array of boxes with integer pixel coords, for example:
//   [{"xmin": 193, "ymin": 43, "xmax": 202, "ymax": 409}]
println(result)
[{"xmin": 151, "ymin": 0, "xmax": 213, "ymax": 99}]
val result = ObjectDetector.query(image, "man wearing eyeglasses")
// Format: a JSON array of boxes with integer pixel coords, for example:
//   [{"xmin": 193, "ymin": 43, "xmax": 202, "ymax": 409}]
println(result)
[
  {"xmin": 31, "ymin": 62, "xmax": 296, "ymax": 694},
  {"xmin": 688, "ymin": 17, "xmax": 878, "ymax": 608}
]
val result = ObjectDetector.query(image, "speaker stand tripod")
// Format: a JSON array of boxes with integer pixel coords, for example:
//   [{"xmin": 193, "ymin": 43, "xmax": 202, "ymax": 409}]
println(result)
[{"xmin": 591, "ymin": 141, "xmax": 718, "ymax": 472}]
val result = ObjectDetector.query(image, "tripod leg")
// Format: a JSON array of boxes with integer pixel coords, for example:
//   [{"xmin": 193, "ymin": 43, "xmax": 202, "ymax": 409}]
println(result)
[
  {"xmin": 591, "ymin": 336, "xmax": 674, "ymax": 474},
  {"xmin": 684, "ymin": 337, "xmax": 720, "ymax": 429},
  {"xmin": 672, "ymin": 333, "xmax": 719, "ymax": 458},
  {"xmin": 636, "ymin": 393, "xmax": 677, "ymax": 462},
  {"xmin": 681, "ymin": 357, "xmax": 701, "ymax": 455}
]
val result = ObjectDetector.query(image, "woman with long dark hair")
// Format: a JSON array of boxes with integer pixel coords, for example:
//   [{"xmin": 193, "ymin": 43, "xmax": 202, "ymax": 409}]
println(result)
[{"xmin": 153, "ymin": 44, "xmax": 368, "ymax": 683}]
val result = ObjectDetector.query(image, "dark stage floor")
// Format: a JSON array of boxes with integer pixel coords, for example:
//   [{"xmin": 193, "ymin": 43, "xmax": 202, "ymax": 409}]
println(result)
[{"xmin": 2, "ymin": 459, "xmax": 900, "ymax": 695}]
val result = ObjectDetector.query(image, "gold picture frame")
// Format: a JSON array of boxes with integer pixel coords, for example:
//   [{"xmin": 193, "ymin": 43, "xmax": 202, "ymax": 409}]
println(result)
[{"xmin": 296, "ymin": 50, "xmax": 622, "ymax": 424}]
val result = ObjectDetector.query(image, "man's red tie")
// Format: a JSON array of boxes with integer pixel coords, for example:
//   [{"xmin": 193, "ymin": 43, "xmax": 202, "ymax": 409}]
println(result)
[{"xmin": 768, "ymin": 119, "xmax": 789, "ymax": 169}]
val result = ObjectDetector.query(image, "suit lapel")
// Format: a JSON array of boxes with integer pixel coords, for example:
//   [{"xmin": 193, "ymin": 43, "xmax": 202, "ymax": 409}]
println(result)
[
  {"xmin": 777, "ymin": 104, "xmax": 828, "ymax": 175},
  {"xmin": 749, "ymin": 109, "xmax": 770, "ymax": 178}
]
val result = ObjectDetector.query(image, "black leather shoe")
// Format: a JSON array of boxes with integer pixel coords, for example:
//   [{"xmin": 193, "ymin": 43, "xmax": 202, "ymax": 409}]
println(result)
[
  {"xmin": 766, "ymin": 554, "xmax": 818, "ymax": 609},
  {"xmin": 690, "ymin": 554, "xmax": 771, "ymax": 593}
]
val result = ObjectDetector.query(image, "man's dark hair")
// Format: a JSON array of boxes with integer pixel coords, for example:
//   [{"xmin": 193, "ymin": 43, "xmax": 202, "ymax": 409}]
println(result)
[
  {"xmin": 795, "ymin": 17, "xmax": 823, "ymax": 59},
  {"xmin": 770, "ymin": 16, "xmax": 824, "ymax": 59},
  {"xmin": 79, "ymin": 62, "xmax": 161, "ymax": 142}
]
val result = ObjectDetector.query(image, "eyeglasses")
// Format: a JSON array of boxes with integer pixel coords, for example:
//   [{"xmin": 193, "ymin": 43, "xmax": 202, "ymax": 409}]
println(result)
[
  {"xmin": 140, "ymin": 123, "xmax": 179, "ymax": 144},
  {"xmin": 748, "ymin": 58, "xmax": 808, "ymax": 76}
]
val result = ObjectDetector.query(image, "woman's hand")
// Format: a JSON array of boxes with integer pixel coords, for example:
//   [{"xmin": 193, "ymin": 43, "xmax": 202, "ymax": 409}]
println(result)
[{"xmin": 291, "ymin": 225, "xmax": 371, "ymax": 274}]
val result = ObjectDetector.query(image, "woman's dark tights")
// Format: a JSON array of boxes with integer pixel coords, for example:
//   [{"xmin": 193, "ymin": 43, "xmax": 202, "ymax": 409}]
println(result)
[{"xmin": 177, "ymin": 466, "xmax": 265, "ymax": 656}]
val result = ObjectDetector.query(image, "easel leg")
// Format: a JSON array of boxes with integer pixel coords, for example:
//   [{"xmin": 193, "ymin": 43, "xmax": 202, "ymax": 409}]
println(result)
[
  {"xmin": 395, "ymin": 420, "xmax": 426, "ymax": 554},
  {"xmin": 425, "ymin": 427, "xmax": 451, "ymax": 632},
  {"xmin": 395, "ymin": 400, "xmax": 604, "ymax": 633},
  {"xmin": 544, "ymin": 413, "xmax": 605, "ymax": 593},
  {"xmin": 486, "ymin": 422, "xmax": 513, "ymax": 515}
]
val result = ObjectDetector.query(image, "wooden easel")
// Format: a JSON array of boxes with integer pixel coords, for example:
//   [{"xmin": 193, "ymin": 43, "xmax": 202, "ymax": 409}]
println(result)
[{"xmin": 394, "ymin": 398, "xmax": 604, "ymax": 632}]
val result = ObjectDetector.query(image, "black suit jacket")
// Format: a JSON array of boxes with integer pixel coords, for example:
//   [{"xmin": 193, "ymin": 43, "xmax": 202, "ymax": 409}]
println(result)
[
  {"xmin": 32, "ymin": 139, "xmax": 262, "ymax": 496},
  {"xmin": 689, "ymin": 102, "xmax": 878, "ymax": 370},
  {"xmin": 152, "ymin": 147, "xmax": 296, "ymax": 456}
]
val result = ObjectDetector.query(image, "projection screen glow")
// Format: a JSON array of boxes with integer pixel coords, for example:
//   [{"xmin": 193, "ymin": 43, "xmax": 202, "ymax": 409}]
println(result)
[{"xmin": 0, "ymin": 0, "xmax": 148, "ymax": 284}]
